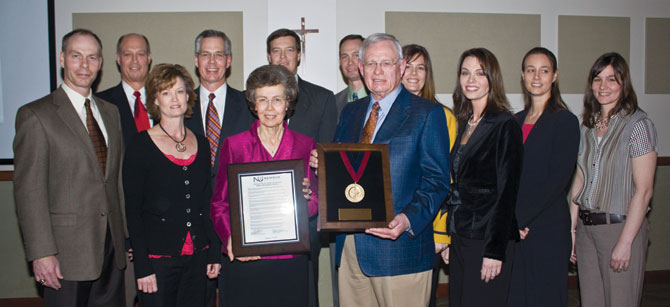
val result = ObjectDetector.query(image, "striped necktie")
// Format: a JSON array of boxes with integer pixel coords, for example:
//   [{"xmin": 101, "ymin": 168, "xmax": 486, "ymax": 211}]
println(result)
[
  {"xmin": 206, "ymin": 93, "xmax": 221, "ymax": 166},
  {"xmin": 84, "ymin": 99, "xmax": 107, "ymax": 173}
]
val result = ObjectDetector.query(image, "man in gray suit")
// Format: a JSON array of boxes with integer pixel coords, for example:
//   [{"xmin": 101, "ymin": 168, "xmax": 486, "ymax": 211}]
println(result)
[
  {"xmin": 267, "ymin": 28, "xmax": 338, "ymax": 307},
  {"xmin": 335, "ymin": 34, "xmax": 367, "ymax": 117},
  {"xmin": 14, "ymin": 29, "xmax": 127, "ymax": 306}
]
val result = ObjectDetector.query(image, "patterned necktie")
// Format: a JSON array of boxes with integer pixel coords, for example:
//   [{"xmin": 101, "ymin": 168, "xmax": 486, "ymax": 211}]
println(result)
[
  {"xmin": 352, "ymin": 92, "xmax": 358, "ymax": 101},
  {"xmin": 85, "ymin": 99, "xmax": 108, "ymax": 173},
  {"xmin": 133, "ymin": 91, "xmax": 150, "ymax": 132},
  {"xmin": 205, "ymin": 93, "xmax": 221, "ymax": 166},
  {"xmin": 360, "ymin": 102, "xmax": 380, "ymax": 144}
]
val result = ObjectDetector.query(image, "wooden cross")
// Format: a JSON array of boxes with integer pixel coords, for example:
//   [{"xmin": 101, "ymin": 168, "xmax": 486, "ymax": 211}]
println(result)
[{"xmin": 291, "ymin": 17, "xmax": 319, "ymax": 56}]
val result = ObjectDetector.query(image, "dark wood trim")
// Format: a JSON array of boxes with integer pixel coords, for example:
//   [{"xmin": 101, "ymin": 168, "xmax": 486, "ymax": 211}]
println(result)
[
  {"xmin": 0, "ymin": 297, "xmax": 42, "ymax": 307},
  {"xmin": 658, "ymin": 156, "xmax": 670, "ymax": 166},
  {"xmin": 435, "ymin": 269, "xmax": 670, "ymax": 298},
  {"xmin": 0, "ymin": 171, "xmax": 12, "ymax": 181}
]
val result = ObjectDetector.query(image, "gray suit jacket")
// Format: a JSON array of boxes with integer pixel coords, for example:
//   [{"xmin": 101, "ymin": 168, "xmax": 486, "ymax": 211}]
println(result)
[
  {"xmin": 14, "ymin": 87, "xmax": 127, "ymax": 281},
  {"xmin": 335, "ymin": 88, "xmax": 348, "ymax": 119}
]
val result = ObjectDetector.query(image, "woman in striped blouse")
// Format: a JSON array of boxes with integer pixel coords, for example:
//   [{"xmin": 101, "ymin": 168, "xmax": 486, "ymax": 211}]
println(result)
[{"xmin": 569, "ymin": 52, "xmax": 657, "ymax": 307}]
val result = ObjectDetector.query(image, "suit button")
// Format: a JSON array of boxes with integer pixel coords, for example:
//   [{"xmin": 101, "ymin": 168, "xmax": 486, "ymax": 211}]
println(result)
[
  {"xmin": 161, "ymin": 218, "xmax": 166, "ymax": 222},
  {"xmin": 183, "ymin": 166, "xmax": 188, "ymax": 171},
  {"xmin": 185, "ymin": 194, "xmax": 191, "ymax": 199},
  {"xmin": 186, "ymin": 208, "xmax": 191, "ymax": 213},
  {"xmin": 101, "ymin": 212, "xmax": 106, "ymax": 216},
  {"xmin": 185, "ymin": 180, "xmax": 190, "ymax": 185},
  {"xmin": 186, "ymin": 222, "xmax": 192, "ymax": 227}
]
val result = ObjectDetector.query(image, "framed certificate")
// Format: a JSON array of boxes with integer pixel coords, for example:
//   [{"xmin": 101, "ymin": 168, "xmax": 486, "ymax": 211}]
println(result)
[
  {"xmin": 227, "ymin": 159, "xmax": 310, "ymax": 257},
  {"xmin": 317, "ymin": 143, "xmax": 394, "ymax": 231}
]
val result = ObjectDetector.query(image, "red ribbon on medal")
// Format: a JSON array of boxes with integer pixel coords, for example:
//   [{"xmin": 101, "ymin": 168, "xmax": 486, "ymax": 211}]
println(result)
[{"xmin": 339, "ymin": 151, "xmax": 371, "ymax": 182}]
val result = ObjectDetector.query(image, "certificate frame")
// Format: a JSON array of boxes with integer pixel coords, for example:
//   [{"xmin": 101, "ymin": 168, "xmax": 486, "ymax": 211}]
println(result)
[
  {"xmin": 317, "ymin": 143, "xmax": 394, "ymax": 231},
  {"xmin": 227, "ymin": 159, "xmax": 310, "ymax": 257}
]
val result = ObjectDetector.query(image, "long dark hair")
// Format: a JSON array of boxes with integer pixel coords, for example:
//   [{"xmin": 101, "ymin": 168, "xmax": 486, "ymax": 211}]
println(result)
[
  {"xmin": 520, "ymin": 47, "xmax": 568, "ymax": 112},
  {"xmin": 582, "ymin": 52, "xmax": 639, "ymax": 128},
  {"xmin": 452, "ymin": 48, "xmax": 510, "ymax": 123}
]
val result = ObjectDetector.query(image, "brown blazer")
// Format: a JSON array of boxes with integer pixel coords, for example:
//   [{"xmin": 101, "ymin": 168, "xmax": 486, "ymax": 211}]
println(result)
[{"xmin": 13, "ymin": 87, "xmax": 127, "ymax": 281}]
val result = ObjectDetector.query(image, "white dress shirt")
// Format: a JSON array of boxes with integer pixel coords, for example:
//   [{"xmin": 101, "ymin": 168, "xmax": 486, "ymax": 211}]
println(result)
[{"xmin": 62, "ymin": 83, "xmax": 109, "ymax": 145}]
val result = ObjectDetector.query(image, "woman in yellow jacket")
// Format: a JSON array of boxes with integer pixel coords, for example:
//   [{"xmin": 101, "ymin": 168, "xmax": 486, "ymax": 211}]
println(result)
[{"xmin": 402, "ymin": 44, "xmax": 457, "ymax": 307}]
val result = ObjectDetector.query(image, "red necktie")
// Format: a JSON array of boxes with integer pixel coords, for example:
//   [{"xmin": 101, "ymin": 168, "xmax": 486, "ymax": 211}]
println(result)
[
  {"xmin": 206, "ymin": 93, "xmax": 221, "ymax": 166},
  {"xmin": 85, "ymin": 99, "xmax": 108, "ymax": 173},
  {"xmin": 133, "ymin": 91, "xmax": 150, "ymax": 132},
  {"xmin": 360, "ymin": 102, "xmax": 380, "ymax": 144}
]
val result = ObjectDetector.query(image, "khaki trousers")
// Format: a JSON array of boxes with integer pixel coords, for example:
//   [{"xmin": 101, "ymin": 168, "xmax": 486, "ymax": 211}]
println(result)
[
  {"xmin": 576, "ymin": 218, "xmax": 649, "ymax": 307},
  {"xmin": 338, "ymin": 235, "xmax": 432, "ymax": 307}
]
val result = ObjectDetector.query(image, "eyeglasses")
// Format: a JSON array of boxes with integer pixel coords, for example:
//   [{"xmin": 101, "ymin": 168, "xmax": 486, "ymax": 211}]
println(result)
[
  {"xmin": 363, "ymin": 60, "xmax": 398, "ymax": 71},
  {"xmin": 255, "ymin": 97, "xmax": 287, "ymax": 107},
  {"xmin": 198, "ymin": 52, "xmax": 226, "ymax": 61}
]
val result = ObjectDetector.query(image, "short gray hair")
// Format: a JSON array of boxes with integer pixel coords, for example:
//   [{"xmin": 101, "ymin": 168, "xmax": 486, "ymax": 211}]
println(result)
[
  {"xmin": 194, "ymin": 29, "xmax": 232, "ymax": 56},
  {"xmin": 358, "ymin": 33, "xmax": 402, "ymax": 62}
]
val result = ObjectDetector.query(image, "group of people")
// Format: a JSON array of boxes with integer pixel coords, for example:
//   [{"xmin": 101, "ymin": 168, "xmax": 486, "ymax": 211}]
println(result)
[{"xmin": 12, "ymin": 25, "xmax": 656, "ymax": 307}]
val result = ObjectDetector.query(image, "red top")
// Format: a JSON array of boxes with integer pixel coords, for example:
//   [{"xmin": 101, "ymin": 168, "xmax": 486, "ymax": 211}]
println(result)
[{"xmin": 522, "ymin": 124, "xmax": 534, "ymax": 143}]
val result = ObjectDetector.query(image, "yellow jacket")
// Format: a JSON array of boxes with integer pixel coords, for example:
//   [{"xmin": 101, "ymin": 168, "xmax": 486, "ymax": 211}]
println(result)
[{"xmin": 433, "ymin": 107, "xmax": 457, "ymax": 244}]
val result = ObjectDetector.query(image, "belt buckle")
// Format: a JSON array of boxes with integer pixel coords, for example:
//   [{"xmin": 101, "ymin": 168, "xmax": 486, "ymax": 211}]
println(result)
[{"xmin": 581, "ymin": 211, "xmax": 593, "ymax": 225}]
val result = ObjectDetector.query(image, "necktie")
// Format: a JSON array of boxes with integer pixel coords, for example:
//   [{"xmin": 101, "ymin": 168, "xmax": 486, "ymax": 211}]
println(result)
[
  {"xmin": 205, "ymin": 93, "xmax": 221, "ymax": 166},
  {"xmin": 85, "ymin": 99, "xmax": 108, "ymax": 173},
  {"xmin": 133, "ymin": 91, "xmax": 150, "ymax": 131},
  {"xmin": 360, "ymin": 102, "xmax": 380, "ymax": 144},
  {"xmin": 352, "ymin": 92, "xmax": 358, "ymax": 101}
]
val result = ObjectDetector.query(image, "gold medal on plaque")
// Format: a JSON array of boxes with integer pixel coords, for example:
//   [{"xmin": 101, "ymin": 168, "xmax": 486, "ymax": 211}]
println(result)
[{"xmin": 345, "ymin": 183, "xmax": 365, "ymax": 203}]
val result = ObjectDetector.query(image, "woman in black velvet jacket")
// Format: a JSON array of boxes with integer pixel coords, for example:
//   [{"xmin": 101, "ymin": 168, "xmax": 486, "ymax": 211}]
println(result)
[{"xmin": 442, "ymin": 48, "xmax": 523, "ymax": 307}]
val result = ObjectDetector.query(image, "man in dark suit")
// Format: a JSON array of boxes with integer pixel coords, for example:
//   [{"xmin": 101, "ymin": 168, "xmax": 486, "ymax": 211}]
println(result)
[
  {"xmin": 266, "ymin": 28, "xmax": 338, "ymax": 307},
  {"xmin": 98, "ymin": 33, "xmax": 153, "ymax": 145},
  {"xmin": 96, "ymin": 32, "xmax": 152, "ymax": 307},
  {"xmin": 323, "ymin": 33, "xmax": 450, "ymax": 306},
  {"xmin": 14, "ymin": 29, "xmax": 127, "ymax": 306},
  {"xmin": 184, "ymin": 29, "xmax": 255, "ymax": 307},
  {"xmin": 335, "ymin": 34, "xmax": 367, "ymax": 117}
]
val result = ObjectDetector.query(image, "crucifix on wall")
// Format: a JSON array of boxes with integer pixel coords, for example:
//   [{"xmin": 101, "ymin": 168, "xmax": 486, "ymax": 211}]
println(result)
[{"xmin": 291, "ymin": 17, "xmax": 319, "ymax": 58}]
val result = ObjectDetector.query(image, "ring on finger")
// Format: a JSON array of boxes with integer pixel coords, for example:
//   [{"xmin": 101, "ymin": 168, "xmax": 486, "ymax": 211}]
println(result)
[{"xmin": 40, "ymin": 279, "xmax": 46, "ymax": 285}]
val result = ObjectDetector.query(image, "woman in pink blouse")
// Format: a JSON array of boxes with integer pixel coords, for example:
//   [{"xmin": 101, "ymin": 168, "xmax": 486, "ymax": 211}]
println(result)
[{"xmin": 211, "ymin": 64, "xmax": 317, "ymax": 307}]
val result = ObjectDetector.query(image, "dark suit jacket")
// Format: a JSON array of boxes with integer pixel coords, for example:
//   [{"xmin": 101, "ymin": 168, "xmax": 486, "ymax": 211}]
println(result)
[
  {"xmin": 184, "ymin": 85, "xmax": 256, "ymax": 181},
  {"xmin": 13, "ymin": 87, "xmax": 127, "ymax": 280},
  {"xmin": 334, "ymin": 87, "xmax": 450, "ymax": 276},
  {"xmin": 446, "ymin": 111, "xmax": 523, "ymax": 261},
  {"xmin": 335, "ymin": 88, "xmax": 348, "ymax": 118},
  {"xmin": 288, "ymin": 77, "xmax": 338, "ymax": 143},
  {"xmin": 97, "ymin": 83, "xmax": 140, "ymax": 145},
  {"xmin": 514, "ymin": 109, "xmax": 579, "ymax": 230},
  {"xmin": 123, "ymin": 132, "xmax": 221, "ymax": 278}
]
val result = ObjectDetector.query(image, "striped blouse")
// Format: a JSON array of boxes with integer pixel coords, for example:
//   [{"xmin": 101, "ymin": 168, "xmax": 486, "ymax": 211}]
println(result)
[{"xmin": 574, "ymin": 110, "xmax": 657, "ymax": 215}]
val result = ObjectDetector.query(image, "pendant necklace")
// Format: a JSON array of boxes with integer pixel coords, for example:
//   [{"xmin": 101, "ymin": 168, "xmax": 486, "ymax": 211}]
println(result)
[
  {"xmin": 159, "ymin": 122, "xmax": 187, "ymax": 152},
  {"xmin": 596, "ymin": 112, "xmax": 615, "ymax": 131},
  {"xmin": 466, "ymin": 113, "xmax": 484, "ymax": 136}
]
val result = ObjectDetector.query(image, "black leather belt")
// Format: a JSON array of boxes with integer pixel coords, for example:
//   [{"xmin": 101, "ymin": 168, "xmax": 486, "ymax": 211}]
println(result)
[{"xmin": 579, "ymin": 210, "xmax": 626, "ymax": 226}]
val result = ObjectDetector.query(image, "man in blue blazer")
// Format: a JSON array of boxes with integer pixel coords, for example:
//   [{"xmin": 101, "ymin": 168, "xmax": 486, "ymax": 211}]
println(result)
[{"xmin": 332, "ymin": 33, "xmax": 450, "ymax": 306}]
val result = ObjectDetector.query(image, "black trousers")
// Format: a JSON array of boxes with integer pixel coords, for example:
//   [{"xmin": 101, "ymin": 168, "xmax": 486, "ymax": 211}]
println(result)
[
  {"xmin": 43, "ymin": 227, "xmax": 125, "ymax": 307},
  {"xmin": 449, "ymin": 235, "xmax": 514, "ymax": 307},
  {"xmin": 221, "ymin": 255, "xmax": 308, "ymax": 307},
  {"xmin": 137, "ymin": 252, "xmax": 208, "ymax": 307}
]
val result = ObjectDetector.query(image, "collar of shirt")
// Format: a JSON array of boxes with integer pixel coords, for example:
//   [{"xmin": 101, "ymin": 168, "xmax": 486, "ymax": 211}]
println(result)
[
  {"xmin": 121, "ymin": 80, "xmax": 146, "ymax": 116},
  {"xmin": 199, "ymin": 83, "xmax": 228, "ymax": 128},
  {"xmin": 347, "ymin": 86, "xmax": 367, "ymax": 102},
  {"xmin": 62, "ymin": 83, "xmax": 109, "ymax": 144},
  {"xmin": 364, "ymin": 86, "xmax": 402, "ymax": 140}
]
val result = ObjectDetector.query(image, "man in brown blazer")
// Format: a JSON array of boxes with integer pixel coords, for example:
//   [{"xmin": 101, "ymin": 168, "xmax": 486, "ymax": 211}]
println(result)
[{"xmin": 13, "ymin": 29, "xmax": 127, "ymax": 306}]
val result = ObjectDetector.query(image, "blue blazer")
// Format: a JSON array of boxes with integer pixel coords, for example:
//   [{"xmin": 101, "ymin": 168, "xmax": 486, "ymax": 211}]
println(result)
[{"xmin": 334, "ymin": 87, "xmax": 450, "ymax": 276}]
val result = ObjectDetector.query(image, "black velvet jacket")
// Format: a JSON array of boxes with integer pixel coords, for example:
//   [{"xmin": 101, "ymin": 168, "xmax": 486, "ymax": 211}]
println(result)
[{"xmin": 446, "ymin": 111, "xmax": 523, "ymax": 261}]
